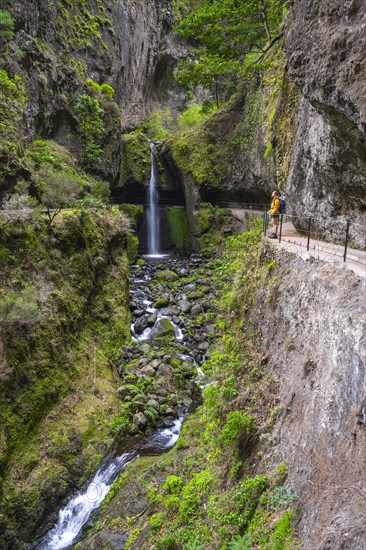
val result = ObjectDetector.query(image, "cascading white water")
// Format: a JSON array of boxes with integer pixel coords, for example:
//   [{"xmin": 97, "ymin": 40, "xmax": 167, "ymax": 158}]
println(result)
[
  {"xmin": 32, "ymin": 418, "xmax": 183, "ymax": 550},
  {"xmin": 33, "ymin": 452, "xmax": 136, "ymax": 550},
  {"xmin": 147, "ymin": 143, "xmax": 160, "ymax": 256}
]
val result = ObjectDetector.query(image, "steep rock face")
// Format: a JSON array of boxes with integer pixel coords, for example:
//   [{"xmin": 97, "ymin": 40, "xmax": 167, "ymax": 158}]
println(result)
[
  {"xmin": 1, "ymin": 0, "xmax": 184, "ymax": 185},
  {"xmin": 158, "ymin": 53, "xmax": 299, "ymax": 245},
  {"xmin": 285, "ymin": 0, "xmax": 366, "ymax": 248},
  {"xmin": 258, "ymin": 255, "xmax": 366, "ymax": 549}
]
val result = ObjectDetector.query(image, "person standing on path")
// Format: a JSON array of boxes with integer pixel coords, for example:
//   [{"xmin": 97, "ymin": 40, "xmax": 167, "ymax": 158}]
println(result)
[{"xmin": 268, "ymin": 190, "xmax": 281, "ymax": 239}]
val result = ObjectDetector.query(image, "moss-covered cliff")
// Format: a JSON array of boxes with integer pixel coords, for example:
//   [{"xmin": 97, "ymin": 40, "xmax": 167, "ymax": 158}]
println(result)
[{"xmin": 0, "ymin": 207, "xmax": 132, "ymax": 548}]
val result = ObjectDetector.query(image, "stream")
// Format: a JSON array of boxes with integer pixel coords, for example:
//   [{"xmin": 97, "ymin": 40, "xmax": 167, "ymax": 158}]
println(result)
[{"xmin": 29, "ymin": 253, "xmax": 214, "ymax": 550}]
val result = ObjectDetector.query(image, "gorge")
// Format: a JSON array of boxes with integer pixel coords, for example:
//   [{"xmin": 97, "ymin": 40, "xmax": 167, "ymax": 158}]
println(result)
[{"xmin": 0, "ymin": 1, "xmax": 365, "ymax": 549}]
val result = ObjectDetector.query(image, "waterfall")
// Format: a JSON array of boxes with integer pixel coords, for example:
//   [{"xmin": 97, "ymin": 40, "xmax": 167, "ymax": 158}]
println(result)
[{"xmin": 146, "ymin": 143, "xmax": 160, "ymax": 256}]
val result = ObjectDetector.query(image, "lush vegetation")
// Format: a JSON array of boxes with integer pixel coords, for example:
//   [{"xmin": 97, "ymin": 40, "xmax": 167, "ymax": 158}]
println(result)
[
  {"xmin": 80, "ymin": 223, "xmax": 299, "ymax": 549},
  {"xmin": 174, "ymin": 0, "xmax": 287, "ymax": 100},
  {"xmin": 0, "ymin": 206, "xmax": 133, "ymax": 546}
]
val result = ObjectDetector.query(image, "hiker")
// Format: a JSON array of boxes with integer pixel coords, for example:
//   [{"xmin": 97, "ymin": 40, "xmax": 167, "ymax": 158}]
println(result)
[{"xmin": 268, "ymin": 190, "xmax": 281, "ymax": 239}]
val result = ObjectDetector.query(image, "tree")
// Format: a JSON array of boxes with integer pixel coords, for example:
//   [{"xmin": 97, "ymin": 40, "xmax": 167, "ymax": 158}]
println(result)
[
  {"xmin": 36, "ymin": 170, "xmax": 82, "ymax": 226},
  {"xmin": 174, "ymin": 0, "xmax": 286, "ymax": 96}
]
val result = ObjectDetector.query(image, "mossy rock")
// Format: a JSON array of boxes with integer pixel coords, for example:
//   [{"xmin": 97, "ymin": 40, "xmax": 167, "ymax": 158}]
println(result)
[
  {"xmin": 126, "ymin": 234, "xmax": 139, "ymax": 264},
  {"xmin": 188, "ymin": 291, "xmax": 204, "ymax": 300},
  {"xmin": 154, "ymin": 297, "xmax": 170, "ymax": 309},
  {"xmin": 156, "ymin": 270, "xmax": 179, "ymax": 281},
  {"xmin": 151, "ymin": 318, "xmax": 175, "ymax": 340},
  {"xmin": 119, "ymin": 133, "xmax": 151, "ymax": 187},
  {"xmin": 166, "ymin": 207, "xmax": 191, "ymax": 255}
]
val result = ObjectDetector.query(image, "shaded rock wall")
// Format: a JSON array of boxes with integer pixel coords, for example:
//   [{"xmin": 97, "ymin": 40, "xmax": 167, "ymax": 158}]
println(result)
[
  {"xmin": 1, "ymin": 0, "xmax": 184, "ymax": 185},
  {"xmin": 258, "ymin": 254, "xmax": 366, "ymax": 549},
  {"xmin": 285, "ymin": 0, "xmax": 366, "ymax": 248}
]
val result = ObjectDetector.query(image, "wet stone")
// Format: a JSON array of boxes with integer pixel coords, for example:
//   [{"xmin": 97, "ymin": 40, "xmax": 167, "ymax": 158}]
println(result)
[
  {"xmin": 147, "ymin": 313, "xmax": 157, "ymax": 326},
  {"xmin": 133, "ymin": 309, "xmax": 145, "ymax": 318},
  {"xmin": 198, "ymin": 342, "xmax": 210, "ymax": 351},
  {"xmin": 133, "ymin": 412, "xmax": 148, "ymax": 431},
  {"xmin": 151, "ymin": 318, "xmax": 175, "ymax": 340},
  {"xmin": 183, "ymin": 283, "xmax": 196, "ymax": 292},
  {"xmin": 134, "ymin": 317, "xmax": 148, "ymax": 334},
  {"xmin": 140, "ymin": 366, "xmax": 156, "ymax": 377},
  {"xmin": 164, "ymin": 407, "xmax": 178, "ymax": 418},
  {"xmin": 146, "ymin": 399, "xmax": 160, "ymax": 411},
  {"xmin": 179, "ymin": 299, "xmax": 191, "ymax": 314}
]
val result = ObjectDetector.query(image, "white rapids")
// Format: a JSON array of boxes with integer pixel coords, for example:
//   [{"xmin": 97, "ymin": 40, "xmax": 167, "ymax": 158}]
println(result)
[{"xmin": 33, "ymin": 418, "xmax": 183, "ymax": 550}]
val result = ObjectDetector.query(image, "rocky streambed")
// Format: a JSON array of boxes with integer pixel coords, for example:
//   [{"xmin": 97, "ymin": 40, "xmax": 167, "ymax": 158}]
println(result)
[{"xmin": 30, "ymin": 253, "xmax": 218, "ymax": 550}]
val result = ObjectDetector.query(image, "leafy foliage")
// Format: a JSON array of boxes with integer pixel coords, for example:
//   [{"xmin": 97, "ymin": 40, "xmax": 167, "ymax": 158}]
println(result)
[
  {"xmin": 220, "ymin": 411, "xmax": 255, "ymax": 446},
  {"xmin": 75, "ymin": 94, "xmax": 105, "ymax": 169},
  {"xmin": 0, "ymin": 9, "xmax": 14, "ymax": 41},
  {"xmin": 177, "ymin": 101, "xmax": 217, "ymax": 130},
  {"xmin": 174, "ymin": 0, "xmax": 287, "ymax": 96}
]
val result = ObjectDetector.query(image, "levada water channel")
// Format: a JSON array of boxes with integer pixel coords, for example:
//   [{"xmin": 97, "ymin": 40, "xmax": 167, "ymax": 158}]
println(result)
[{"xmin": 29, "ymin": 225, "xmax": 217, "ymax": 548}]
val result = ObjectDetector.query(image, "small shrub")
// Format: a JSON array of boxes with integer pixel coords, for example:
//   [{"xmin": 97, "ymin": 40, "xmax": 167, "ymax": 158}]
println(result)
[
  {"xmin": 156, "ymin": 534, "xmax": 177, "ymax": 550},
  {"xmin": 228, "ymin": 534, "xmax": 254, "ymax": 550},
  {"xmin": 149, "ymin": 512, "xmax": 164, "ymax": 529},
  {"xmin": 163, "ymin": 475, "xmax": 184, "ymax": 494},
  {"xmin": 220, "ymin": 411, "xmax": 255, "ymax": 446},
  {"xmin": 268, "ymin": 486, "xmax": 297, "ymax": 510}
]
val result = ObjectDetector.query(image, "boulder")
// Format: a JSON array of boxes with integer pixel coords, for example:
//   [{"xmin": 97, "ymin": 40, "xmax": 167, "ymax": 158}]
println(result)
[
  {"xmin": 151, "ymin": 318, "xmax": 176, "ymax": 340},
  {"xmin": 154, "ymin": 297, "xmax": 170, "ymax": 309},
  {"xmin": 134, "ymin": 317, "xmax": 148, "ymax": 334},
  {"xmin": 198, "ymin": 342, "xmax": 210, "ymax": 351},
  {"xmin": 164, "ymin": 407, "xmax": 179, "ymax": 418},
  {"xmin": 146, "ymin": 399, "xmax": 160, "ymax": 411},
  {"xmin": 147, "ymin": 312, "xmax": 157, "ymax": 326},
  {"xmin": 191, "ymin": 304, "xmax": 202, "ymax": 316},
  {"xmin": 178, "ymin": 299, "xmax": 191, "ymax": 314},
  {"xmin": 133, "ymin": 413, "xmax": 148, "ymax": 431},
  {"xmin": 140, "ymin": 366, "xmax": 156, "ymax": 377},
  {"xmin": 156, "ymin": 270, "xmax": 179, "ymax": 281},
  {"xmin": 133, "ymin": 309, "xmax": 145, "ymax": 318}
]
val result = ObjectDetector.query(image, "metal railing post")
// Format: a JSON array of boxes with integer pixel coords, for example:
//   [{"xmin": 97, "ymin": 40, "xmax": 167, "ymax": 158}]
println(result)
[
  {"xmin": 279, "ymin": 214, "xmax": 283, "ymax": 242},
  {"xmin": 307, "ymin": 217, "xmax": 312, "ymax": 251},
  {"xmin": 344, "ymin": 220, "xmax": 350, "ymax": 262}
]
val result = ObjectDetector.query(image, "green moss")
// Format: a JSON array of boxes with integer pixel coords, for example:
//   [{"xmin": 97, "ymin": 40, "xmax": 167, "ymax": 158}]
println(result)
[
  {"xmin": 126, "ymin": 233, "xmax": 139, "ymax": 264},
  {"xmin": 0, "ymin": 69, "xmax": 27, "ymax": 182},
  {"xmin": 166, "ymin": 207, "xmax": 191, "ymax": 254},
  {"xmin": 0, "ymin": 208, "xmax": 131, "ymax": 544},
  {"xmin": 154, "ymin": 297, "xmax": 170, "ymax": 309},
  {"xmin": 119, "ymin": 204, "xmax": 144, "ymax": 227},
  {"xmin": 55, "ymin": 0, "xmax": 114, "ymax": 50},
  {"xmin": 119, "ymin": 133, "xmax": 151, "ymax": 188},
  {"xmin": 156, "ymin": 270, "xmax": 179, "ymax": 281}
]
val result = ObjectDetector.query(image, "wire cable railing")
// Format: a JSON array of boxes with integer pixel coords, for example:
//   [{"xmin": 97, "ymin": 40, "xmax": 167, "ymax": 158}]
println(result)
[{"xmin": 262, "ymin": 212, "xmax": 366, "ymax": 267}]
